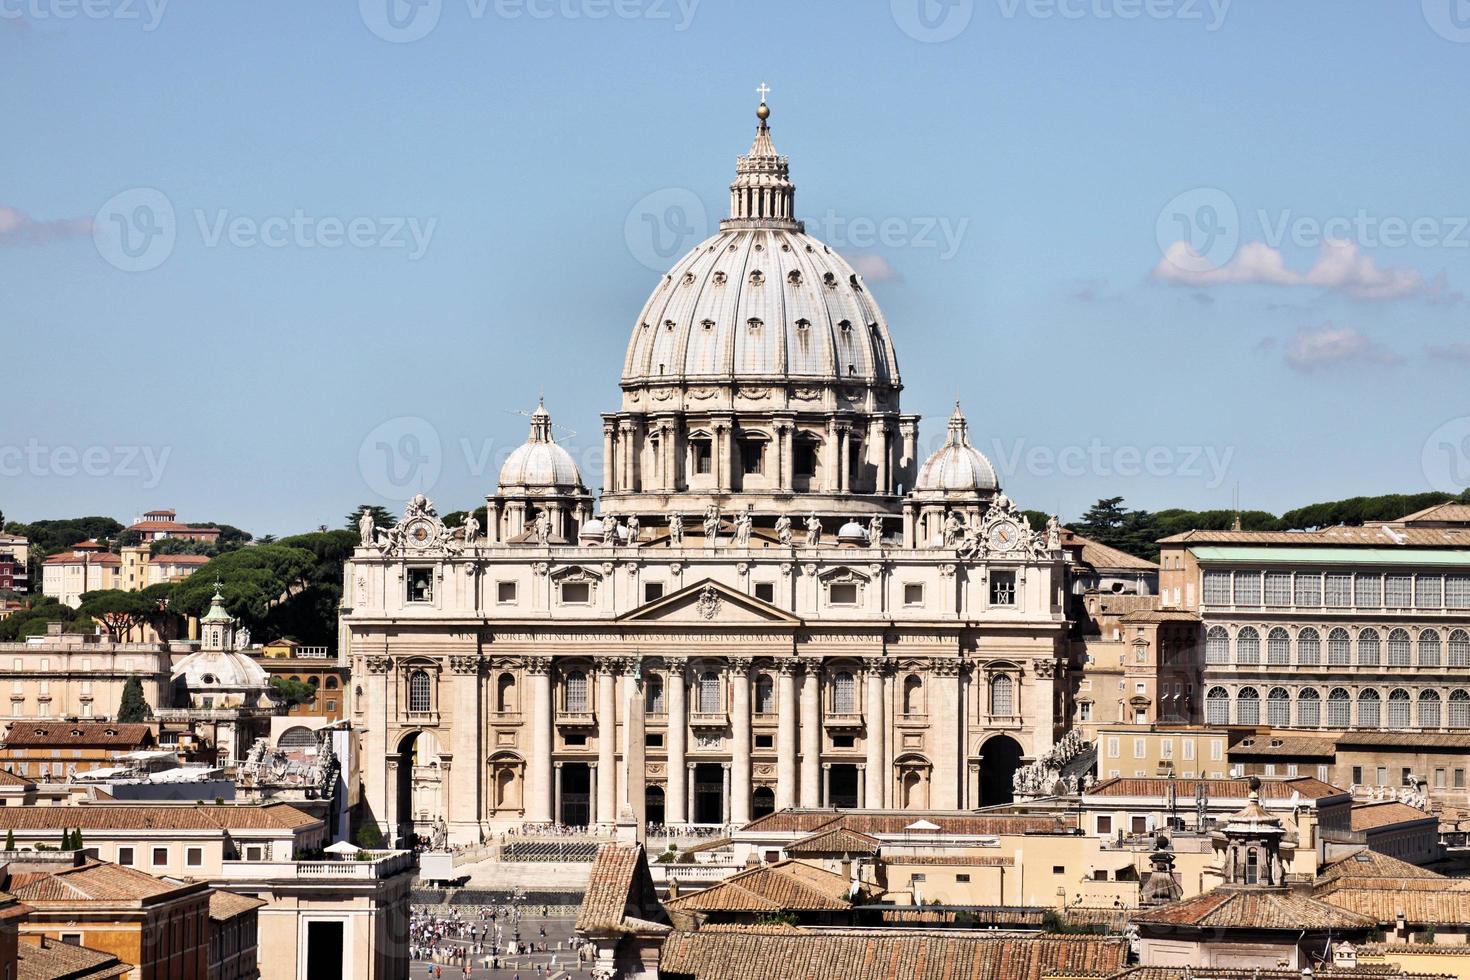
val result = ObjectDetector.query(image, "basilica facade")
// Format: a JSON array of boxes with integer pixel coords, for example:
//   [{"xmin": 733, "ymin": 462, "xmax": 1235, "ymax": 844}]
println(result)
[{"xmin": 344, "ymin": 102, "xmax": 1072, "ymax": 846}]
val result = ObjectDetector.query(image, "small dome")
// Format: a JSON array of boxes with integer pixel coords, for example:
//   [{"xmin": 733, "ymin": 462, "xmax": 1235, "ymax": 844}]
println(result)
[
  {"xmin": 836, "ymin": 521, "xmax": 868, "ymax": 543},
  {"xmin": 498, "ymin": 399, "xmax": 584, "ymax": 492},
  {"xmin": 578, "ymin": 519, "xmax": 605, "ymax": 542},
  {"xmin": 171, "ymin": 650, "xmax": 269, "ymax": 693},
  {"xmin": 915, "ymin": 403, "xmax": 999, "ymax": 494}
]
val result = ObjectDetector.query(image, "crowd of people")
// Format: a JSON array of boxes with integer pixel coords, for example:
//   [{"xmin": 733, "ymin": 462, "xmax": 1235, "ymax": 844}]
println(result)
[{"xmin": 410, "ymin": 904, "xmax": 598, "ymax": 979}]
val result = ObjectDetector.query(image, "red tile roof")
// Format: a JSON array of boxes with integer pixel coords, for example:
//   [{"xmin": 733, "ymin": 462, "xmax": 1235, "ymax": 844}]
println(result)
[
  {"xmin": 741, "ymin": 809, "xmax": 1071, "ymax": 836},
  {"xmin": 1350, "ymin": 802, "xmax": 1437, "ymax": 832},
  {"xmin": 0, "ymin": 801, "xmax": 317, "ymax": 833},
  {"xmin": 1086, "ymin": 775, "xmax": 1343, "ymax": 800},
  {"xmin": 1323, "ymin": 889, "xmax": 1470, "ymax": 926},
  {"xmin": 1131, "ymin": 888, "xmax": 1376, "ymax": 931},
  {"xmin": 785, "ymin": 827, "xmax": 881, "ymax": 856},
  {"xmin": 665, "ymin": 862, "xmax": 853, "ymax": 914},
  {"xmin": 17, "ymin": 935, "xmax": 131, "ymax": 980},
  {"xmin": 1, "ymin": 724, "xmax": 154, "ymax": 750},
  {"xmin": 8, "ymin": 860, "xmax": 203, "ymax": 904},
  {"xmin": 576, "ymin": 843, "xmax": 670, "ymax": 936}
]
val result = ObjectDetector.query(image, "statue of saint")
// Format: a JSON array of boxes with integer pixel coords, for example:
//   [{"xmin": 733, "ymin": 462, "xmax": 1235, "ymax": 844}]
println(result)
[
  {"xmin": 1046, "ymin": 514, "xmax": 1062, "ymax": 551},
  {"xmin": 703, "ymin": 505, "xmax": 720, "ymax": 546},
  {"xmin": 604, "ymin": 515, "xmax": 620, "ymax": 546},
  {"xmin": 462, "ymin": 513, "xmax": 480, "ymax": 543},
  {"xmin": 534, "ymin": 510, "xmax": 552, "ymax": 545},
  {"xmin": 867, "ymin": 515, "xmax": 883, "ymax": 546},
  {"xmin": 669, "ymin": 513, "xmax": 684, "ymax": 546},
  {"xmin": 626, "ymin": 515, "xmax": 640, "ymax": 545},
  {"xmin": 774, "ymin": 514, "xmax": 793, "ymax": 546},
  {"xmin": 734, "ymin": 507, "xmax": 753, "ymax": 547},
  {"xmin": 358, "ymin": 509, "xmax": 377, "ymax": 548},
  {"xmin": 943, "ymin": 511, "xmax": 962, "ymax": 547},
  {"xmin": 804, "ymin": 513, "xmax": 822, "ymax": 547}
]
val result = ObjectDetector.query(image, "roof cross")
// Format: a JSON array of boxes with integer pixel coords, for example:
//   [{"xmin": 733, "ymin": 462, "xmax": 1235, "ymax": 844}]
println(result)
[{"xmin": 756, "ymin": 82, "xmax": 770, "ymax": 103}]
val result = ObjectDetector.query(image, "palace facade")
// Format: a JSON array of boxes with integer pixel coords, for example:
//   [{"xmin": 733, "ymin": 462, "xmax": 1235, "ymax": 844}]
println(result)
[{"xmin": 344, "ymin": 102, "xmax": 1072, "ymax": 845}]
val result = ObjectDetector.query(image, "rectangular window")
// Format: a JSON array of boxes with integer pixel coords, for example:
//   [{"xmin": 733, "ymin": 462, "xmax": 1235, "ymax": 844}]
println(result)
[
  {"xmin": 1211, "ymin": 741, "xmax": 1223, "ymax": 761},
  {"xmin": 1264, "ymin": 572, "xmax": 1292, "ymax": 606},
  {"xmin": 1131, "ymin": 816, "xmax": 1147, "ymax": 834},
  {"xmin": 1386, "ymin": 574, "xmax": 1412, "ymax": 608},
  {"xmin": 754, "ymin": 582, "xmax": 775, "ymax": 603},
  {"xmin": 741, "ymin": 440, "xmax": 764, "ymax": 475},
  {"xmin": 755, "ymin": 734, "xmax": 773, "ymax": 749},
  {"xmin": 1355, "ymin": 574, "xmax": 1382, "ymax": 608},
  {"xmin": 496, "ymin": 581, "xmax": 517, "ymax": 604},
  {"xmin": 117, "ymin": 847, "xmax": 134, "ymax": 866},
  {"xmin": 1107, "ymin": 737, "xmax": 1120, "ymax": 759},
  {"xmin": 1160, "ymin": 738, "xmax": 1173, "ymax": 759},
  {"xmin": 1325, "ymin": 573, "xmax": 1352, "ymax": 607},
  {"xmin": 990, "ymin": 571, "xmax": 1016, "ymax": 606},
  {"xmin": 643, "ymin": 582, "xmax": 665, "ymax": 603},
  {"xmin": 406, "ymin": 568, "xmax": 434, "ymax": 603},
  {"xmin": 829, "ymin": 583, "xmax": 858, "ymax": 605},
  {"xmin": 1377, "ymin": 766, "xmax": 1388, "ymax": 786},
  {"xmin": 904, "ymin": 583, "xmax": 924, "ymax": 605},
  {"xmin": 1203, "ymin": 571, "xmax": 1231, "ymax": 605},
  {"xmin": 1447, "ymin": 575, "xmax": 1470, "ymax": 609},
  {"xmin": 1456, "ymin": 769, "xmax": 1465, "ymax": 789},
  {"xmin": 60, "ymin": 934, "xmax": 82, "ymax": 947},
  {"xmin": 692, "ymin": 438, "xmax": 713, "ymax": 475},
  {"xmin": 794, "ymin": 442, "xmax": 817, "ymax": 478},
  {"xmin": 1233, "ymin": 571, "xmax": 1261, "ymax": 605},
  {"xmin": 910, "ymin": 873, "xmax": 926, "ymax": 883},
  {"xmin": 1133, "ymin": 738, "xmax": 1145, "ymax": 759},
  {"xmin": 186, "ymin": 847, "xmax": 203, "ymax": 867},
  {"xmin": 1416, "ymin": 575, "xmax": 1444, "ymax": 608},
  {"xmin": 956, "ymin": 873, "xmax": 970, "ymax": 883},
  {"xmin": 560, "ymin": 582, "xmax": 591, "ymax": 604},
  {"xmin": 1183, "ymin": 739, "xmax": 1195, "ymax": 760},
  {"xmin": 645, "ymin": 733, "xmax": 664, "ymax": 748},
  {"xmin": 1294, "ymin": 573, "xmax": 1322, "ymax": 607},
  {"xmin": 152, "ymin": 847, "xmax": 168, "ymax": 866},
  {"xmin": 1097, "ymin": 815, "xmax": 1112, "ymax": 835}
]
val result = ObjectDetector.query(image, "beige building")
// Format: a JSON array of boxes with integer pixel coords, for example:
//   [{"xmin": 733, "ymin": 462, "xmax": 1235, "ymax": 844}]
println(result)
[
  {"xmin": 41, "ymin": 540, "xmax": 122, "ymax": 608},
  {"xmin": 0, "ymin": 625, "xmax": 173, "ymax": 723},
  {"xmin": 347, "ymin": 101, "xmax": 1073, "ymax": 846},
  {"xmin": 1093, "ymin": 726, "xmax": 1232, "ymax": 781}
]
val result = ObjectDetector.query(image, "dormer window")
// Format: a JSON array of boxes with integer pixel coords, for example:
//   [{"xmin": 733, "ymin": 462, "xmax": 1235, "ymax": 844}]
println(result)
[
  {"xmin": 664, "ymin": 320, "xmax": 676, "ymax": 331},
  {"xmin": 786, "ymin": 270, "xmax": 802, "ymax": 285},
  {"xmin": 747, "ymin": 318, "xmax": 762, "ymax": 334},
  {"xmin": 682, "ymin": 272, "xmax": 696, "ymax": 285},
  {"xmin": 795, "ymin": 318, "xmax": 810, "ymax": 332},
  {"xmin": 713, "ymin": 271, "xmax": 727, "ymax": 285},
  {"xmin": 822, "ymin": 272, "xmax": 836, "ymax": 287},
  {"xmin": 849, "ymin": 274, "xmax": 862, "ymax": 290},
  {"xmin": 749, "ymin": 270, "xmax": 765, "ymax": 286},
  {"xmin": 701, "ymin": 319, "xmax": 715, "ymax": 331},
  {"xmin": 839, "ymin": 319, "xmax": 852, "ymax": 333}
]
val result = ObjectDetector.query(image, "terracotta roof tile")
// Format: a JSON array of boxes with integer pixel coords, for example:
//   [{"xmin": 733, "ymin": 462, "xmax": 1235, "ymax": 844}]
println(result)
[
  {"xmin": 0, "ymin": 801, "xmax": 317, "ymax": 833},
  {"xmin": 743, "ymin": 810, "xmax": 1072, "ymax": 836},
  {"xmin": 9, "ymin": 861, "xmax": 200, "ymax": 904},
  {"xmin": 1323, "ymin": 888, "xmax": 1470, "ymax": 926},
  {"xmin": 1350, "ymin": 802, "xmax": 1436, "ymax": 832},
  {"xmin": 209, "ymin": 890, "xmax": 266, "ymax": 921},
  {"xmin": 1132, "ymin": 889, "xmax": 1376, "ymax": 931},
  {"xmin": 785, "ymin": 827, "xmax": 880, "ymax": 856},
  {"xmin": 1316, "ymin": 848, "xmax": 1444, "ymax": 887},
  {"xmin": 17, "ymin": 935, "xmax": 131, "ymax": 980},
  {"xmin": 1160, "ymin": 526, "xmax": 1470, "ymax": 548},
  {"xmin": 1086, "ymin": 775, "xmax": 1342, "ymax": 800},
  {"xmin": 665, "ymin": 862, "xmax": 852, "ymax": 914},
  {"xmin": 1, "ymin": 724, "xmax": 153, "ymax": 749},
  {"xmin": 576, "ymin": 843, "xmax": 670, "ymax": 936},
  {"xmin": 658, "ymin": 930, "xmax": 1127, "ymax": 980},
  {"xmin": 1071, "ymin": 535, "xmax": 1160, "ymax": 572}
]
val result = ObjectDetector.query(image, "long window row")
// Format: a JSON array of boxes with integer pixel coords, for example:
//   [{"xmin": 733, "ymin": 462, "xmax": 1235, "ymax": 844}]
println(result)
[
  {"xmin": 1203, "ymin": 569, "xmax": 1470, "ymax": 611},
  {"xmin": 1203, "ymin": 684, "xmax": 1470, "ymax": 729},
  {"xmin": 1204, "ymin": 625, "xmax": 1470, "ymax": 668}
]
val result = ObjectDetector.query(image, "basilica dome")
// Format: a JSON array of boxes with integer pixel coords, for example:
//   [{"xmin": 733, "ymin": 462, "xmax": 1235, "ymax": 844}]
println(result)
[
  {"xmin": 915, "ymin": 404, "xmax": 999, "ymax": 494},
  {"xmin": 497, "ymin": 399, "xmax": 583, "ymax": 492}
]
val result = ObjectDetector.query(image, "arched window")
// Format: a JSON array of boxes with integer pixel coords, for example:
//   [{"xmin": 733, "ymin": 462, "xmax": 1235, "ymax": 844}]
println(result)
[
  {"xmin": 903, "ymin": 674, "xmax": 923, "ymax": 715},
  {"xmin": 1419, "ymin": 690, "xmax": 1442, "ymax": 729},
  {"xmin": 1450, "ymin": 630, "xmax": 1470, "ymax": 668},
  {"xmin": 1236, "ymin": 627, "xmax": 1260, "ymax": 665},
  {"xmin": 1450, "ymin": 690, "xmax": 1470, "ymax": 729},
  {"xmin": 408, "ymin": 669, "xmax": 432, "ymax": 713},
  {"xmin": 1419, "ymin": 629, "xmax": 1442, "ymax": 667},
  {"xmin": 1206, "ymin": 627, "xmax": 1230, "ymax": 665},
  {"xmin": 1327, "ymin": 688, "xmax": 1351, "ymax": 727},
  {"xmin": 1388, "ymin": 628, "xmax": 1411, "ymax": 666},
  {"xmin": 1244, "ymin": 847, "xmax": 1259, "ymax": 885},
  {"xmin": 1206, "ymin": 687, "xmax": 1230, "ymax": 726},
  {"xmin": 1328, "ymin": 628, "xmax": 1350, "ymax": 665},
  {"xmin": 1267, "ymin": 628, "xmax": 1291, "ymax": 665},
  {"xmin": 325, "ymin": 676, "xmax": 340, "ymax": 690},
  {"xmin": 990, "ymin": 675, "xmax": 1014, "ymax": 716},
  {"xmin": 1236, "ymin": 687, "xmax": 1260, "ymax": 725},
  {"xmin": 565, "ymin": 670, "xmax": 589, "ymax": 713},
  {"xmin": 832, "ymin": 671, "xmax": 856, "ymax": 714},
  {"xmin": 1357, "ymin": 689, "xmax": 1381, "ymax": 728},
  {"xmin": 1297, "ymin": 628, "xmax": 1321, "ymax": 666},
  {"xmin": 496, "ymin": 672, "xmax": 517, "ymax": 713},
  {"xmin": 754, "ymin": 673, "xmax": 774, "ymax": 714},
  {"xmin": 1387, "ymin": 688, "xmax": 1411, "ymax": 728},
  {"xmin": 698, "ymin": 671, "xmax": 720, "ymax": 714},
  {"xmin": 1267, "ymin": 687, "xmax": 1290, "ymax": 726},
  {"xmin": 1358, "ymin": 628, "xmax": 1381, "ymax": 666},
  {"xmin": 1297, "ymin": 688, "xmax": 1321, "ymax": 728},
  {"xmin": 645, "ymin": 675, "xmax": 665, "ymax": 715}
]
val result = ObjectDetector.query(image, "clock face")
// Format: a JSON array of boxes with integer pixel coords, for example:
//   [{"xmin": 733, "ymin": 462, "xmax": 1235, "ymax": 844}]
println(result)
[
  {"xmin": 987, "ymin": 521, "xmax": 1020, "ymax": 552},
  {"xmin": 405, "ymin": 519, "xmax": 434, "ymax": 549}
]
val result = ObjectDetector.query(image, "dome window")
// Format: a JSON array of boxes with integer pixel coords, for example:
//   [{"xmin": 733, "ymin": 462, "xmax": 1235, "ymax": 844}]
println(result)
[
  {"xmin": 839, "ymin": 319, "xmax": 852, "ymax": 333},
  {"xmin": 701, "ymin": 319, "xmax": 715, "ymax": 331},
  {"xmin": 754, "ymin": 242, "xmax": 764, "ymax": 252},
  {"xmin": 850, "ymin": 274, "xmax": 863, "ymax": 290},
  {"xmin": 664, "ymin": 320, "xmax": 676, "ymax": 331},
  {"xmin": 682, "ymin": 272, "xmax": 696, "ymax": 285},
  {"xmin": 749, "ymin": 270, "xmax": 765, "ymax": 286},
  {"xmin": 713, "ymin": 271, "xmax": 728, "ymax": 286},
  {"xmin": 794, "ymin": 318, "xmax": 810, "ymax": 332},
  {"xmin": 780, "ymin": 242, "xmax": 791, "ymax": 252},
  {"xmin": 822, "ymin": 272, "xmax": 837, "ymax": 288},
  {"xmin": 786, "ymin": 270, "xmax": 802, "ymax": 285},
  {"xmin": 727, "ymin": 243, "xmax": 738, "ymax": 252},
  {"xmin": 805, "ymin": 244, "xmax": 815, "ymax": 252},
  {"xmin": 747, "ymin": 318, "xmax": 763, "ymax": 334}
]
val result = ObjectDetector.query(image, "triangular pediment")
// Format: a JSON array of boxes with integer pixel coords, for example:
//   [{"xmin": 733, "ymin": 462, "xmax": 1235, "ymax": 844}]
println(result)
[{"xmin": 618, "ymin": 577, "xmax": 802, "ymax": 625}]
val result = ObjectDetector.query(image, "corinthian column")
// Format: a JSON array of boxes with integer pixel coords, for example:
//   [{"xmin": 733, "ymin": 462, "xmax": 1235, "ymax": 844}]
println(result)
[
  {"xmin": 865, "ymin": 659, "xmax": 886, "ymax": 809},
  {"xmin": 596, "ymin": 658, "xmax": 619, "ymax": 826},
  {"xmin": 449, "ymin": 656, "xmax": 483, "ymax": 842},
  {"xmin": 729, "ymin": 657, "xmax": 752, "ymax": 826},
  {"xmin": 666, "ymin": 658, "xmax": 688, "ymax": 824},
  {"xmin": 526, "ymin": 657, "xmax": 554, "ymax": 823},
  {"xmin": 799, "ymin": 658, "xmax": 822, "ymax": 807},
  {"xmin": 776, "ymin": 661, "xmax": 799, "ymax": 810},
  {"xmin": 602, "ymin": 422, "xmax": 616, "ymax": 493},
  {"xmin": 930, "ymin": 659, "xmax": 964, "ymax": 809}
]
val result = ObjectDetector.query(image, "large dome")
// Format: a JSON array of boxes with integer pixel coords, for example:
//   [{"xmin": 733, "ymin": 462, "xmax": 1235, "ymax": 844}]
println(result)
[
  {"xmin": 622, "ymin": 229, "xmax": 898, "ymax": 388},
  {"xmin": 915, "ymin": 404, "xmax": 999, "ymax": 494}
]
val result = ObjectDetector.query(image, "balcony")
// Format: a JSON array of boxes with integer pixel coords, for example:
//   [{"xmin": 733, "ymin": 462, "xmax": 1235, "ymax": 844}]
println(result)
[
  {"xmin": 823, "ymin": 711, "xmax": 865, "ymax": 733},
  {"xmin": 218, "ymin": 850, "xmax": 413, "ymax": 881},
  {"xmin": 556, "ymin": 710, "xmax": 595, "ymax": 729},
  {"xmin": 688, "ymin": 711, "xmax": 728, "ymax": 731}
]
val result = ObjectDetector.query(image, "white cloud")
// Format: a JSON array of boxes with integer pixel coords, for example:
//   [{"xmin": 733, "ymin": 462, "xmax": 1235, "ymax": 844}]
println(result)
[
  {"xmin": 0, "ymin": 206, "xmax": 92, "ymax": 246},
  {"xmin": 1283, "ymin": 323, "xmax": 1402, "ymax": 373},
  {"xmin": 1153, "ymin": 238, "xmax": 1430, "ymax": 301},
  {"xmin": 848, "ymin": 254, "xmax": 901, "ymax": 283}
]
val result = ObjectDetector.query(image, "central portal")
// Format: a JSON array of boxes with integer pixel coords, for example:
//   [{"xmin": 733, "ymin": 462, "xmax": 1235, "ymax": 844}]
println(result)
[
  {"xmin": 828, "ymin": 763, "xmax": 859, "ymax": 808},
  {"xmin": 693, "ymin": 762, "xmax": 725, "ymax": 825},
  {"xmin": 559, "ymin": 762, "xmax": 591, "ymax": 827}
]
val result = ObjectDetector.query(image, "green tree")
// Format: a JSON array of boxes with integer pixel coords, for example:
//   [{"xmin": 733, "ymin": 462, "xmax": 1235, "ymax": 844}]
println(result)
[
  {"xmin": 72, "ymin": 829, "xmax": 84, "ymax": 852},
  {"xmin": 270, "ymin": 676, "xmax": 318, "ymax": 707},
  {"xmin": 355, "ymin": 823, "xmax": 385, "ymax": 849},
  {"xmin": 78, "ymin": 590, "xmax": 157, "ymax": 637},
  {"xmin": 150, "ymin": 537, "xmax": 218, "ymax": 558},
  {"xmin": 117, "ymin": 676, "xmax": 153, "ymax": 723},
  {"xmin": 4, "ymin": 829, "xmax": 13, "ymax": 850}
]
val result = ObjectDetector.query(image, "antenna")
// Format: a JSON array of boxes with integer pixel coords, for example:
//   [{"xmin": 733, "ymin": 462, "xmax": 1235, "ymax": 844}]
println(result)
[{"xmin": 503, "ymin": 408, "xmax": 577, "ymax": 440}]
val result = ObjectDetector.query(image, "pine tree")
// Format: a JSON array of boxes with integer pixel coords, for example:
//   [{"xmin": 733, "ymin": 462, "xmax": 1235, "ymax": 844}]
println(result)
[
  {"xmin": 117, "ymin": 676, "xmax": 152, "ymax": 723},
  {"xmin": 72, "ymin": 828, "xmax": 84, "ymax": 852},
  {"xmin": 60, "ymin": 829, "xmax": 73, "ymax": 851},
  {"xmin": 4, "ymin": 829, "xmax": 13, "ymax": 850}
]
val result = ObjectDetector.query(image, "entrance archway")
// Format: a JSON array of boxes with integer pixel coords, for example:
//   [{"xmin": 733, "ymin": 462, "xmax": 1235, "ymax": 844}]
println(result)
[
  {"xmin": 693, "ymin": 762, "xmax": 724, "ymax": 825},
  {"xmin": 979, "ymin": 735, "xmax": 1024, "ymax": 805},
  {"xmin": 828, "ymin": 764, "xmax": 859, "ymax": 808},
  {"xmin": 396, "ymin": 730, "xmax": 443, "ymax": 847},
  {"xmin": 751, "ymin": 786, "xmax": 775, "ymax": 818},
  {"xmin": 559, "ymin": 762, "xmax": 591, "ymax": 827},
  {"xmin": 646, "ymin": 786, "xmax": 666, "ymax": 827}
]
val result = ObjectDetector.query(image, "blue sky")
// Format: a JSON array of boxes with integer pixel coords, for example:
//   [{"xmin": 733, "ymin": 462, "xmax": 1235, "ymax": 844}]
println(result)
[{"xmin": 3, "ymin": 0, "xmax": 1468, "ymax": 535}]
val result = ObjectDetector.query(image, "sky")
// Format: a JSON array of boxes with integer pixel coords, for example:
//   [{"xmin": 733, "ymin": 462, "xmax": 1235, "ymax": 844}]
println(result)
[{"xmin": 2, "ymin": 0, "xmax": 1468, "ymax": 536}]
